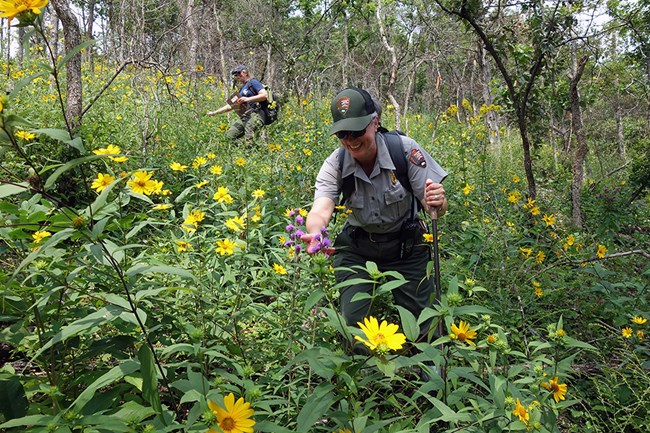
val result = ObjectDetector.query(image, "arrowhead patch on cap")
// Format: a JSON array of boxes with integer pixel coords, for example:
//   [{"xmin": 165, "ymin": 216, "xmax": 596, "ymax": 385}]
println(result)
[{"xmin": 336, "ymin": 97, "xmax": 351, "ymax": 116}]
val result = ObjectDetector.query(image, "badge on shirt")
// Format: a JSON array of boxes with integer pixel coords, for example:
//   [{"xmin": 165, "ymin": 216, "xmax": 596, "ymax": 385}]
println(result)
[
  {"xmin": 389, "ymin": 171, "xmax": 398, "ymax": 185},
  {"xmin": 409, "ymin": 149, "xmax": 427, "ymax": 168}
]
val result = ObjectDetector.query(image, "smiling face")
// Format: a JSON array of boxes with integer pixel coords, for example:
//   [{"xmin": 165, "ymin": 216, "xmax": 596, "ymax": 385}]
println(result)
[{"xmin": 339, "ymin": 116, "xmax": 379, "ymax": 165}]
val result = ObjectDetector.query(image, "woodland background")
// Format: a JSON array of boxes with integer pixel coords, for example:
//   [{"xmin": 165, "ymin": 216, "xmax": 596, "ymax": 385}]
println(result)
[{"xmin": 0, "ymin": 1, "xmax": 649, "ymax": 433}]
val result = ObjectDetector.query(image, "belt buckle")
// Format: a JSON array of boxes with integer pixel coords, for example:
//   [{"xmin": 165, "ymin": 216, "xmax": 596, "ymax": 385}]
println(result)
[{"xmin": 367, "ymin": 232, "xmax": 379, "ymax": 242}]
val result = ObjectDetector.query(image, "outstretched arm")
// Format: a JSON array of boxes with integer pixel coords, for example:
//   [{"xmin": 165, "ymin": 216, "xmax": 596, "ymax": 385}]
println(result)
[
  {"xmin": 207, "ymin": 104, "xmax": 233, "ymax": 116},
  {"xmin": 301, "ymin": 196, "xmax": 336, "ymax": 253}
]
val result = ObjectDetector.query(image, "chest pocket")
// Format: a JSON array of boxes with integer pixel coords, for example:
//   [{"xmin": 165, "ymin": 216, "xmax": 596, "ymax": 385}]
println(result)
[{"xmin": 383, "ymin": 181, "xmax": 410, "ymax": 221}]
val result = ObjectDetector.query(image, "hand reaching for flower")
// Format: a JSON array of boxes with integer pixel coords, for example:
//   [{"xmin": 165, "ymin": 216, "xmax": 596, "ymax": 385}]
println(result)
[{"xmin": 300, "ymin": 229, "xmax": 334, "ymax": 256}]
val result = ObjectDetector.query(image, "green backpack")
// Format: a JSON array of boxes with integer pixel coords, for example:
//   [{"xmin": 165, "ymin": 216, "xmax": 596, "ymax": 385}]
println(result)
[{"xmin": 262, "ymin": 85, "xmax": 280, "ymax": 125}]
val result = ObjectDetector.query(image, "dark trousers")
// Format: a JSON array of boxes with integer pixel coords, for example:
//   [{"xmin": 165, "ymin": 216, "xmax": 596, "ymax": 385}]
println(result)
[{"xmin": 333, "ymin": 224, "xmax": 434, "ymax": 337}]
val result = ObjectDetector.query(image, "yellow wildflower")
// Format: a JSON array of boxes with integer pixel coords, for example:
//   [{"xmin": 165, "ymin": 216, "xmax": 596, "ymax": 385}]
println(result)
[
  {"xmin": 32, "ymin": 230, "xmax": 51, "ymax": 244},
  {"xmin": 621, "ymin": 326, "xmax": 633, "ymax": 338},
  {"xmin": 91, "ymin": 173, "xmax": 115, "ymax": 192},
  {"xmin": 541, "ymin": 377, "xmax": 568, "ymax": 403},
  {"xmin": 355, "ymin": 316, "xmax": 406, "ymax": 353},
  {"xmin": 449, "ymin": 320, "xmax": 477, "ymax": 345}
]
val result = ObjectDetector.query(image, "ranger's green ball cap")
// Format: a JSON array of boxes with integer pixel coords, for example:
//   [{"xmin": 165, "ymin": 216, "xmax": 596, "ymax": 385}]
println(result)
[{"xmin": 329, "ymin": 88, "xmax": 376, "ymax": 135}]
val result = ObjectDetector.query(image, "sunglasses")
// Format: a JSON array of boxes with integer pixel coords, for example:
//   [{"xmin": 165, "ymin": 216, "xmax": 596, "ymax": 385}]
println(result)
[{"xmin": 335, "ymin": 127, "xmax": 367, "ymax": 140}]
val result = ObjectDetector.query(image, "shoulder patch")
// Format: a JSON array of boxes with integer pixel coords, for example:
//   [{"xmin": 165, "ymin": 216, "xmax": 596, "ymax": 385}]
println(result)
[{"xmin": 408, "ymin": 149, "xmax": 427, "ymax": 168}]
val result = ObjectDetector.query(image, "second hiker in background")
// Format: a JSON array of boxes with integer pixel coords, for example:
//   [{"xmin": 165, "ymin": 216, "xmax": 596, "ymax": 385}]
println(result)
[{"xmin": 207, "ymin": 65, "xmax": 268, "ymax": 145}]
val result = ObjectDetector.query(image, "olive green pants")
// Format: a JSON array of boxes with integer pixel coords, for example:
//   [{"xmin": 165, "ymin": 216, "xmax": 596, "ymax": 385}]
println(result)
[{"xmin": 227, "ymin": 110, "xmax": 265, "ymax": 143}]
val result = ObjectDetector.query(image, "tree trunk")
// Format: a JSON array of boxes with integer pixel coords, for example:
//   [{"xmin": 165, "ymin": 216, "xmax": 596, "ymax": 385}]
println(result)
[
  {"xmin": 50, "ymin": 14, "xmax": 59, "ymax": 59},
  {"xmin": 518, "ymin": 117, "xmax": 537, "ymax": 199},
  {"xmin": 646, "ymin": 54, "xmax": 650, "ymax": 132},
  {"xmin": 178, "ymin": 0, "xmax": 198, "ymax": 77},
  {"xmin": 50, "ymin": 0, "xmax": 83, "ymax": 132},
  {"xmin": 569, "ymin": 53, "xmax": 589, "ymax": 228},
  {"xmin": 17, "ymin": 27, "xmax": 25, "ymax": 65},
  {"xmin": 477, "ymin": 41, "xmax": 501, "ymax": 152},
  {"xmin": 213, "ymin": 11, "xmax": 228, "ymax": 91},
  {"xmin": 85, "ymin": 0, "xmax": 96, "ymax": 71},
  {"xmin": 614, "ymin": 77, "xmax": 626, "ymax": 161},
  {"xmin": 375, "ymin": 0, "xmax": 401, "ymax": 129},
  {"xmin": 342, "ymin": 11, "xmax": 349, "ymax": 89},
  {"xmin": 611, "ymin": 33, "xmax": 626, "ymax": 161},
  {"xmin": 403, "ymin": 61, "xmax": 422, "ymax": 134}
]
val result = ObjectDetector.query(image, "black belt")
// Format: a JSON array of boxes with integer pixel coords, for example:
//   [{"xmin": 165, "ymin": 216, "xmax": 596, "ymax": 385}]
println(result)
[{"xmin": 350, "ymin": 227, "xmax": 401, "ymax": 243}]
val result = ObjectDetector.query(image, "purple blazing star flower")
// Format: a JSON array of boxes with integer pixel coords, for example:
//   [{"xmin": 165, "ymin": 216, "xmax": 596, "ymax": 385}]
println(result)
[
  {"xmin": 295, "ymin": 215, "xmax": 304, "ymax": 225},
  {"xmin": 286, "ymin": 224, "xmax": 295, "ymax": 232}
]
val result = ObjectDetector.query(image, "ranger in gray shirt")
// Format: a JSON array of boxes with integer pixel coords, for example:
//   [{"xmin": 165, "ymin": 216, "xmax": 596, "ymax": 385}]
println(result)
[{"xmin": 302, "ymin": 87, "xmax": 449, "ymax": 354}]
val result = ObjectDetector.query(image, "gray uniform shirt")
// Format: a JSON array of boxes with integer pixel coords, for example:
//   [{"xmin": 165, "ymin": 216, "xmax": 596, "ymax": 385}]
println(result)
[{"xmin": 314, "ymin": 133, "xmax": 448, "ymax": 233}]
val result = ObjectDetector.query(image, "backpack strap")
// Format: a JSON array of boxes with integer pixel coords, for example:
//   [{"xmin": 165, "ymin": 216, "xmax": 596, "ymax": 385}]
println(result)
[
  {"xmin": 338, "ymin": 130, "xmax": 414, "ymax": 207},
  {"xmin": 339, "ymin": 147, "xmax": 354, "ymax": 206},
  {"xmin": 383, "ymin": 131, "xmax": 411, "ymax": 195}
]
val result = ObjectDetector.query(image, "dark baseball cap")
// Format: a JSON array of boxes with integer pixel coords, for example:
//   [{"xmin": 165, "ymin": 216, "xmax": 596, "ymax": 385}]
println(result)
[
  {"xmin": 231, "ymin": 65, "xmax": 247, "ymax": 74},
  {"xmin": 329, "ymin": 87, "xmax": 377, "ymax": 135}
]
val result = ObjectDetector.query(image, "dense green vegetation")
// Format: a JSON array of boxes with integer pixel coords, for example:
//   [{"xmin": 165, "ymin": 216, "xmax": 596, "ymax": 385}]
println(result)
[{"xmin": 1, "ymin": 3, "xmax": 649, "ymax": 433}]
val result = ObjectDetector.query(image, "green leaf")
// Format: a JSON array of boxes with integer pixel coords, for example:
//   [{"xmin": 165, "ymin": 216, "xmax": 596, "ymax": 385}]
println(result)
[
  {"xmin": 255, "ymin": 420, "xmax": 295, "ymax": 433},
  {"xmin": 322, "ymin": 307, "xmax": 351, "ymax": 340},
  {"xmin": 376, "ymin": 278, "xmax": 408, "ymax": 295},
  {"xmin": 447, "ymin": 275, "xmax": 459, "ymax": 294},
  {"xmin": 87, "ymin": 176, "xmax": 128, "ymax": 217},
  {"xmin": 0, "ymin": 414, "xmax": 54, "ymax": 429},
  {"xmin": 69, "ymin": 360, "xmax": 139, "ymax": 412},
  {"xmin": 332, "ymin": 277, "xmax": 376, "ymax": 290},
  {"xmin": 125, "ymin": 264, "xmax": 196, "ymax": 280},
  {"xmin": 32, "ymin": 128, "xmax": 85, "ymax": 152},
  {"xmin": 563, "ymin": 336, "xmax": 597, "ymax": 351},
  {"xmin": 0, "ymin": 182, "xmax": 29, "ymax": 198},
  {"xmin": 374, "ymin": 357, "xmax": 397, "ymax": 377},
  {"xmin": 303, "ymin": 289, "xmax": 326, "ymax": 313},
  {"xmin": 9, "ymin": 71, "xmax": 50, "ymax": 99},
  {"xmin": 396, "ymin": 305, "xmax": 419, "ymax": 341},
  {"xmin": 43, "ymin": 155, "xmax": 103, "ymax": 190},
  {"xmin": 0, "ymin": 377, "xmax": 29, "ymax": 420},
  {"xmin": 56, "ymin": 39, "xmax": 96, "ymax": 70},
  {"xmin": 454, "ymin": 305, "xmax": 494, "ymax": 316},
  {"xmin": 296, "ymin": 383, "xmax": 336, "ymax": 432},
  {"xmin": 75, "ymin": 414, "xmax": 131, "ymax": 432},
  {"xmin": 427, "ymin": 396, "xmax": 473, "ymax": 422},
  {"xmin": 32, "ymin": 305, "xmax": 123, "ymax": 360},
  {"xmin": 12, "ymin": 229, "xmax": 75, "ymax": 277},
  {"xmin": 138, "ymin": 345, "xmax": 163, "ymax": 415}
]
